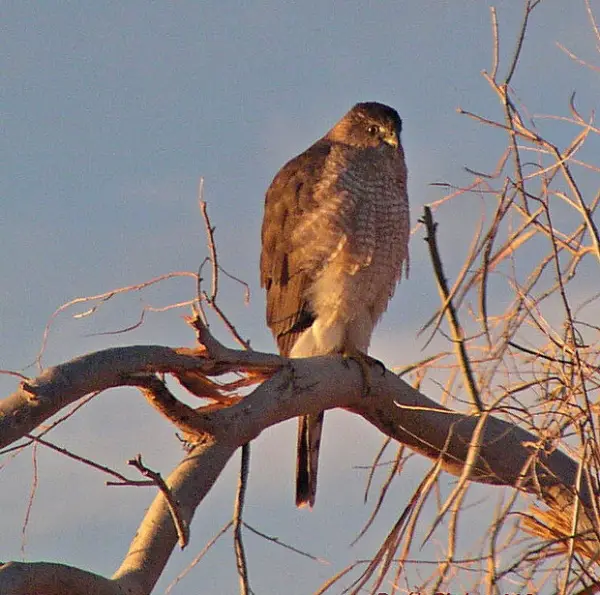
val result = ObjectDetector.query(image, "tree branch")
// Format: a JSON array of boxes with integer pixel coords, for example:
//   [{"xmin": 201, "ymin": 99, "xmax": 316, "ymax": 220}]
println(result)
[
  {"xmin": 0, "ymin": 337, "xmax": 596, "ymax": 594},
  {"xmin": 1, "ymin": 341, "xmax": 593, "ymax": 508}
]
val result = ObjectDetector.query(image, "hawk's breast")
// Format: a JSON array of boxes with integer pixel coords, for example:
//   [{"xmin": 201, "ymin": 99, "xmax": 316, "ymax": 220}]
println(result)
[{"xmin": 299, "ymin": 145, "xmax": 409, "ymax": 353}]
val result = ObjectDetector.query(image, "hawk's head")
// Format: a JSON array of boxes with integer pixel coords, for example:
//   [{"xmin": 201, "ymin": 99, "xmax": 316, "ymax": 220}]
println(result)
[{"xmin": 327, "ymin": 102, "xmax": 403, "ymax": 150}]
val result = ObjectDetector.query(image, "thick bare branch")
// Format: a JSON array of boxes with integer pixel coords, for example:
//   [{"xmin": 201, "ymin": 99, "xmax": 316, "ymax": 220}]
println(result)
[
  {"xmin": 1, "ymin": 343, "xmax": 593, "ymax": 513},
  {"xmin": 0, "ymin": 562, "xmax": 127, "ymax": 595},
  {"xmin": 2, "ymin": 332, "xmax": 596, "ymax": 594},
  {"xmin": 0, "ymin": 345, "xmax": 281, "ymax": 451}
]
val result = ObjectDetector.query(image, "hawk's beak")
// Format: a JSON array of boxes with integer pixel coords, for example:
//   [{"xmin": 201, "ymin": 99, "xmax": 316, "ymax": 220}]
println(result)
[{"xmin": 383, "ymin": 131, "xmax": 399, "ymax": 148}]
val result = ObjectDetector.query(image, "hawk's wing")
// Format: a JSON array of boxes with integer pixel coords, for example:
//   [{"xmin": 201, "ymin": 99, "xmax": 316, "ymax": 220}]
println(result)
[{"xmin": 260, "ymin": 140, "xmax": 332, "ymax": 357}]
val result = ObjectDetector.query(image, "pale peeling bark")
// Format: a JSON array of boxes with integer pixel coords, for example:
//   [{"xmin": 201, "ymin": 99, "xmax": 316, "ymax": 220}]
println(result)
[{"xmin": 0, "ymin": 343, "xmax": 594, "ymax": 594}]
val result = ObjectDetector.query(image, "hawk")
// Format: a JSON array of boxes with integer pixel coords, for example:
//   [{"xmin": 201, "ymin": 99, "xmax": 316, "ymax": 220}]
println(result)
[{"xmin": 260, "ymin": 102, "xmax": 410, "ymax": 508}]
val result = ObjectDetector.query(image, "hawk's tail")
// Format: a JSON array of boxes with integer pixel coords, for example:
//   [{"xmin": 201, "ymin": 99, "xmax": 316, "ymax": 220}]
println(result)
[{"xmin": 296, "ymin": 412, "xmax": 324, "ymax": 508}]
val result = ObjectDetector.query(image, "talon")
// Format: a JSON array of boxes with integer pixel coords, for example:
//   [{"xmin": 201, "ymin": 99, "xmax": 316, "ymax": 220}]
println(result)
[{"xmin": 341, "ymin": 350, "xmax": 385, "ymax": 397}]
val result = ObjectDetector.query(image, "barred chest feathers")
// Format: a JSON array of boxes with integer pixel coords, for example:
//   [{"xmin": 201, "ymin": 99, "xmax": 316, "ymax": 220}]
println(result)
[{"xmin": 290, "ymin": 145, "xmax": 409, "ymax": 357}]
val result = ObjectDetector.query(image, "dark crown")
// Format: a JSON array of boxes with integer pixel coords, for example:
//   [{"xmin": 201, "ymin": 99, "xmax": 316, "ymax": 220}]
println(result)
[{"xmin": 351, "ymin": 102, "xmax": 402, "ymax": 132}]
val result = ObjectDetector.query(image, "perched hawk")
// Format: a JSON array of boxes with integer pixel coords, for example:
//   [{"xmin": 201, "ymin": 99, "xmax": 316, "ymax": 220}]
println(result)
[{"xmin": 260, "ymin": 102, "xmax": 410, "ymax": 508}]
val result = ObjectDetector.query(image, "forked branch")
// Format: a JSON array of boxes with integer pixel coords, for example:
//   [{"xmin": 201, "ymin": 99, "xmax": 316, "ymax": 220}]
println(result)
[{"xmin": 0, "ymin": 317, "xmax": 596, "ymax": 594}]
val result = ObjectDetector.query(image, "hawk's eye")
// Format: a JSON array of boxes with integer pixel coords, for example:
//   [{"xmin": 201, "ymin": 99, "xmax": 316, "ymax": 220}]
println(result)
[{"xmin": 367, "ymin": 125, "xmax": 379, "ymax": 136}]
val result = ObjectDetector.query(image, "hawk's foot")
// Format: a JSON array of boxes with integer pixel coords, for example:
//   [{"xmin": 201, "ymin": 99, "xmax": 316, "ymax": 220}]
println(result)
[{"xmin": 341, "ymin": 350, "xmax": 385, "ymax": 397}]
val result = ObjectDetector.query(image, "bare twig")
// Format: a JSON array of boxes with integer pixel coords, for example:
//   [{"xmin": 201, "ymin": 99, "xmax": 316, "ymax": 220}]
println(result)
[
  {"xmin": 421, "ymin": 206, "xmax": 483, "ymax": 411},
  {"xmin": 26, "ymin": 433, "xmax": 150, "ymax": 486},
  {"xmin": 21, "ymin": 442, "xmax": 39, "ymax": 556},
  {"xmin": 243, "ymin": 522, "xmax": 328, "ymax": 563},
  {"xmin": 166, "ymin": 521, "xmax": 233, "ymax": 594},
  {"xmin": 198, "ymin": 190, "xmax": 251, "ymax": 350},
  {"xmin": 233, "ymin": 444, "xmax": 251, "ymax": 595},
  {"xmin": 129, "ymin": 454, "xmax": 189, "ymax": 549}
]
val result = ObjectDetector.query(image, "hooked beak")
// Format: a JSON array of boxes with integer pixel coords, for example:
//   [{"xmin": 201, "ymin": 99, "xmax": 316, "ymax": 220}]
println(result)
[{"xmin": 382, "ymin": 130, "xmax": 399, "ymax": 148}]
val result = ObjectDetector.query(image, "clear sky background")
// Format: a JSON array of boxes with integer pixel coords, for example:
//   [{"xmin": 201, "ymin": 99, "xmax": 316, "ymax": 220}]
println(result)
[{"xmin": 2, "ymin": 2, "xmax": 599, "ymax": 594}]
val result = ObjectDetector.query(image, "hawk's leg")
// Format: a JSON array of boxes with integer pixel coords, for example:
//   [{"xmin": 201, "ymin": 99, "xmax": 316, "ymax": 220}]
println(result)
[{"xmin": 341, "ymin": 350, "xmax": 385, "ymax": 397}]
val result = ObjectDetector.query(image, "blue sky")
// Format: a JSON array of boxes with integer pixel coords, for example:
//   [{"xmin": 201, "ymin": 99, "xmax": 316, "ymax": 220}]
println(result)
[{"xmin": 2, "ymin": 2, "xmax": 599, "ymax": 593}]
